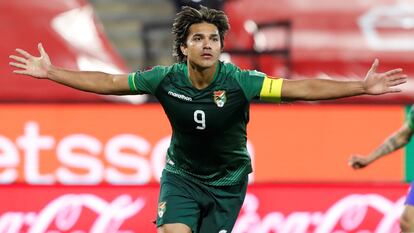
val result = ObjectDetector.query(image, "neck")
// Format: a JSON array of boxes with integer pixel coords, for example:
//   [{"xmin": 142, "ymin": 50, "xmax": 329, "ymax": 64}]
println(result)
[{"xmin": 187, "ymin": 61, "xmax": 218, "ymax": 90}]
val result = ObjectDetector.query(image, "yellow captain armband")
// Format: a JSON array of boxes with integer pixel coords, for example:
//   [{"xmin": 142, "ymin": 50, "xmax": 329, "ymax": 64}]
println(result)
[{"xmin": 259, "ymin": 76, "xmax": 284, "ymax": 103}]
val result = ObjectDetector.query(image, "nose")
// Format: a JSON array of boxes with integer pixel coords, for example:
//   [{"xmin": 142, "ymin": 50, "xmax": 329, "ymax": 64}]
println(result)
[{"xmin": 203, "ymin": 38, "xmax": 212, "ymax": 48}]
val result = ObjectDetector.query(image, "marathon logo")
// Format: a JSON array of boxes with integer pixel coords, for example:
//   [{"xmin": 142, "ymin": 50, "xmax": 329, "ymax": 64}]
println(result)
[{"xmin": 168, "ymin": 91, "xmax": 192, "ymax": 102}]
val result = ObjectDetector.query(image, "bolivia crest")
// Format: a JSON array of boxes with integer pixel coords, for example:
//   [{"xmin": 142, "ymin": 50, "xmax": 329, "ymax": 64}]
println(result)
[
  {"xmin": 213, "ymin": 90, "xmax": 227, "ymax": 107},
  {"xmin": 158, "ymin": 201, "xmax": 166, "ymax": 218}
]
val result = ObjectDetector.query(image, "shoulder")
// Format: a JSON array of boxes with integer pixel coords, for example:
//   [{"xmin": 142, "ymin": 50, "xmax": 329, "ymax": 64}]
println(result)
[
  {"xmin": 219, "ymin": 61, "xmax": 265, "ymax": 78},
  {"xmin": 135, "ymin": 63, "xmax": 183, "ymax": 81},
  {"xmin": 220, "ymin": 61, "xmax": 241, "ymax": 73},
  {"xmin": 129, "ymin": 63, "xmax": 182, "ymax": 93},
  {"xmin": 146, "ymin": 63, "xmax": 177, "ymax": 75}
]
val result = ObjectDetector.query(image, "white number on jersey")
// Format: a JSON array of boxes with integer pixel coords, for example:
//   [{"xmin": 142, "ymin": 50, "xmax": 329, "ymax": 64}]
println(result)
[{"xmin": 194, "ymin": 110, "xmax": 206, "ymax": 130}]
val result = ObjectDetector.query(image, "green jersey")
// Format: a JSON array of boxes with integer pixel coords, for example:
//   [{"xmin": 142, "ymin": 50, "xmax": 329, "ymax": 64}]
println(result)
[
  {"xmin": 408, "ymin": 105, "xmax": 414, "ymax": 130},
  {"xmin": 129, "ymin": 61, "xmax": 282, "ymax": 186}
]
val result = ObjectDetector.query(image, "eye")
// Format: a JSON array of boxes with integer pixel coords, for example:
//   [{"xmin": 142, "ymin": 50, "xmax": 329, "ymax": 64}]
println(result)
[
  {"xmin": 193, "ymin": 37, "xmax": 201, "ymax": 41},
  {"xmin": 212, "ymin": 37, "xmax": 219, "ymax": 42}
]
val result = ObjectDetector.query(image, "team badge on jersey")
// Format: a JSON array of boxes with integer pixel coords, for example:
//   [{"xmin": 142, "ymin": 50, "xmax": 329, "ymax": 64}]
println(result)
[
  {"xmin": 213, "ymin": 90, "xmax": 227, "ymax": 107},
  {"xmin": 158, "ymin": 201, "xmax": 166, "ymax": 218}
]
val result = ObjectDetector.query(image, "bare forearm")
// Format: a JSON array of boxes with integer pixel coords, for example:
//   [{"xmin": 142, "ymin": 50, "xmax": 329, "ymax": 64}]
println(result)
[
  {"xmin": 368, "ymin": 134, "xmax": 409, "ymax": 162},
  {"xmin": 47, "ymin": 66, "xmax": 129, "ymax": 95},
  {"xmin": 282, "ymin": 79, "xmax": 366, "ymax": 101}
]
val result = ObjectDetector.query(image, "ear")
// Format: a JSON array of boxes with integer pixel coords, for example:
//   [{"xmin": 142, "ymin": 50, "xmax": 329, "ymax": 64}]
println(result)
[{"xmin": 180, "ymin": 44, "xmax": 188, "ymax": 56}]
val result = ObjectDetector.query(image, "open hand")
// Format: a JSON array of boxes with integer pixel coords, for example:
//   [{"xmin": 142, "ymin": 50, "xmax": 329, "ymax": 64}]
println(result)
[
  {"xmin": 9, "ymin": 43, "xmax": 51, "ymax": 78},
  {"xmin": 363, "ymin": 59, "xmax": 407, "ymax": 95}
]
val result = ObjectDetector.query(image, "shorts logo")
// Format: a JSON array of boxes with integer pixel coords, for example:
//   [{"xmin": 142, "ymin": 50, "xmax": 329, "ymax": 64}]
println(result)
[
  {"xmin": 158, "ymin": 201, "xmax": 167, "ymax": 218},
  {"xmin": 218, "ymin": 230, "xmax": 227, "ymax": 233},
  {"xmin": 213, "ymin": 90, "xmax": 227, "ymax": 108}
]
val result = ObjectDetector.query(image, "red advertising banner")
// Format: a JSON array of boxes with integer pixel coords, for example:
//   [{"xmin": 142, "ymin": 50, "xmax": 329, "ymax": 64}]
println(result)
[
  {"xmin": 0, "ymin": 185, "xmax": 158, "ymax": 233},
  {"xmin": 234, "ymin": 183, "xmax": 407, "ymax": 233},
  {"xmin": 0, "ymin": 104, "xmax": 405, "ymax": 184},
  {"xmin": 0, "ymin": 183, "xmax": 408, "ymax": 232}
]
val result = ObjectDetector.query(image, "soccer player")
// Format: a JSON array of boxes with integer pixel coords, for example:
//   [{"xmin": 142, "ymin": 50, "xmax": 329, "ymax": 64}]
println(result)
[
  {"xmin": 9, "ymin": 6, "xmax": 407, "ymax": 233},
  {"xmin": 349, "ymin": 105, "xmax": 414, "ymax": 231}
]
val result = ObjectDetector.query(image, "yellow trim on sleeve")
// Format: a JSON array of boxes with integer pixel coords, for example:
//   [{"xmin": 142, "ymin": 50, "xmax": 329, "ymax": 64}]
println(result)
[
  {"xmin": 128, "ymin": 73, "xmax": 138, "ymax": 91},
  {"xmin": 259, "ymin": 76, "xmax": 283, "ymax": 103}
]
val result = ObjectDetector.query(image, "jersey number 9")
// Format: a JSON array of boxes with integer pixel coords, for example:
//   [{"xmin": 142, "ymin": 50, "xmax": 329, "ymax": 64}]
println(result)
[{"xmin": 194, "ymin": 110, "xmax": 206, "ymax": 130}]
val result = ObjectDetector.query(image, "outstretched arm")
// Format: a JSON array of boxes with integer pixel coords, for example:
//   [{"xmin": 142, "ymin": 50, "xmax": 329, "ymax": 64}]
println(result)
[
  {"xmin": 281, "ymin": 59, "xmax": 407, "ymax": 101},
  {"xmin": 9, "ymin": 43, "xmax": 133, "ymax": 95},
  {"xmin": 349, "ymin": 123, "xmax": 413, "ymax": 169}
]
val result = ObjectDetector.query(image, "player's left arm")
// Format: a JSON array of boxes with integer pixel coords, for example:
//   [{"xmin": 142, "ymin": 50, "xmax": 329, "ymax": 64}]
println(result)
[
  {"xmin": 349, "ymin": 123, "xmax": 413, "ymax": 169},
  {"xmin": 280, "ymin": 59, "xmax": 407, "ymax": 101}
]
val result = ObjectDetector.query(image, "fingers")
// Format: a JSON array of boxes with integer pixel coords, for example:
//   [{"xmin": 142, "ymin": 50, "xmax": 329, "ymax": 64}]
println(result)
[
  {"xmin": 38, "ymin": 43, "xmax": 46, "ymax": 56},
  {"xmin": 369, "ymin": 58, "xmax": 379, "ymax": 74},
  {"xmin": 351, "ymin": 163, "xmax": 363, "ymax": 169},
  {"xmin": 13, "ymin": 70, "xmax": 30, "ymax": 75},
  {"xmin": 9, "ymin": 55, "xmax": 27, "ymax": 64},
  {"xmin": 15, "ymin": 48, "xmax": 32, "ymax": 58},
  {"xmin": 9, "ymin": 62, "xmax": 27, "ymax": 69},
  {"xmin": 9, "ymin": 52, "xmax": 29, "ymax": 74},
  {"xmin": 348, "ymin": 156, "xmax": 357, "ymax": 165},
  {"xmin": 386, "ymin": 88, "xmax": 402, "ymax": 93},
  {"xmin": 348, "ymin": 161, "xmax": 360, "ymax": 169},
  {"xmin": 388, "ymin": 78, "xmax": 407, "ymax": 86},
  {"xmin": 348, "ymin": 155, "xmax": 365, "ymax": 169},
  {"xmin": 349, "ymin": 161, "xmax": 363, "ymax": 169},
  {"xmin": 384, "ymin": 74, "xmax": 407, "ymax": 93},
  {"xmin": 388, "ymin": 74, "xmax": 407, "ymax": 82},
  {"xmin": 385, "ymin": 68, "xmax": 403, "ymax": 76}
]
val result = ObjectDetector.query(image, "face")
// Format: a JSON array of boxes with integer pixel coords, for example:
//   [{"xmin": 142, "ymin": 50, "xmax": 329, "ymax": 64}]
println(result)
[{"xmin": 180, "ymin": 22, "xmax": 221, "ymax": 69}]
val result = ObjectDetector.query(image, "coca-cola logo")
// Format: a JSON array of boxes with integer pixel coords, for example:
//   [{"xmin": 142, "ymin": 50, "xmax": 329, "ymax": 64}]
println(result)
[
  {"xmin": 233, "ymin": 193, "xmax": 405, "ymax": 233},
  {"xmin": 0, "ymin": 188, "xmax": 407, "ymax": 233},
  {"xmin": 0, "ymin": 194, "xmax": 145, "ymax": 233}
]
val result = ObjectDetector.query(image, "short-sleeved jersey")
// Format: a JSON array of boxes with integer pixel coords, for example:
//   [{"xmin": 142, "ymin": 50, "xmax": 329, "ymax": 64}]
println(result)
[
  {"xmin": 129, "ymin": 61, "xmax": 282, "ymax": 186},
  {"xmin": 408, "ymin": 105, "xmax": 414, "ymax": 130}
]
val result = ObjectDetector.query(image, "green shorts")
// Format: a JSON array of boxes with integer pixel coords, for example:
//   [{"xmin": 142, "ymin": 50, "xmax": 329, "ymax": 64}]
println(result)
[{"xmin": 156, "ymin": 170, "xmax": 248, "ymax": 233}]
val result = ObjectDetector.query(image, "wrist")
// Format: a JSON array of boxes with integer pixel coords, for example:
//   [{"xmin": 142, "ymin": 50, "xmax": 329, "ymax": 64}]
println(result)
[
  {"xmin": 367, "ymin": 157, "xmax": 375, "ymax": 163},
  {"xmin": 368, "ymin": 153, "xmax": 382, "ymax": 163},
  {"xmin": 46, "ymin": 65, "xmax": 58, "ymax": 80},
  {"xmin": 359, "ymin": 80, "xmax": 368, "ymax": 95}
]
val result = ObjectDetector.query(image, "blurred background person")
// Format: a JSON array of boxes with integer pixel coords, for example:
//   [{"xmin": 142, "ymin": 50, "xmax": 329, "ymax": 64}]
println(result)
[{"xmin": 349, "ymin": 105, "xmax": 414, "ymax": 231}]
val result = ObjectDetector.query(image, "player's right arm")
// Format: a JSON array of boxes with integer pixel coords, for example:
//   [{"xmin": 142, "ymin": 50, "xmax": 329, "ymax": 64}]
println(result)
[
  {"xmin": 9, "ymin": 43, "xmax": 132, "ymax": 95},
  {"xmin": 349, "ymin": 122, "xmax": 413, "ymax": 169}
]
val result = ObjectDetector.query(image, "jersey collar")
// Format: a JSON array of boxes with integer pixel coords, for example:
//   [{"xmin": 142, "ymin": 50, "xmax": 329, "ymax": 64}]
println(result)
[{"xmin": 183, "ymin": 61, "xmax": 221, "ymax": 90}]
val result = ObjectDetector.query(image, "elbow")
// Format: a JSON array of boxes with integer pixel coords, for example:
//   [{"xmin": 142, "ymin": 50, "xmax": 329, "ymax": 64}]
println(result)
[
  {"xmin": 397, "ymin": 135, "xmax": 411, "ymax": 147},
  {"xmin": 295, "ymin": 82, "xmax": 327, "ymax": 101},
  {"xmin": 99, "ymin": 74, "xmax": 130, "ymax": 95},
  {"xmin": 96, "ymin": 74, "xmax": 118, "ymax": 95},
  {"xmin": 282, "ymin": 80, "xmax": 331, "ymax": 101},
  {"xmin": 401, "ymin": 138, "xmax": 409, "ymax": 146}
]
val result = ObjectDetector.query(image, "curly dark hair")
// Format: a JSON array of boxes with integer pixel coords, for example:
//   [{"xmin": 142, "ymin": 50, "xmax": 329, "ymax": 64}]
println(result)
[{"xmin": 172, "ymin": 6, "xmax": 230, "ymax": 63}]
